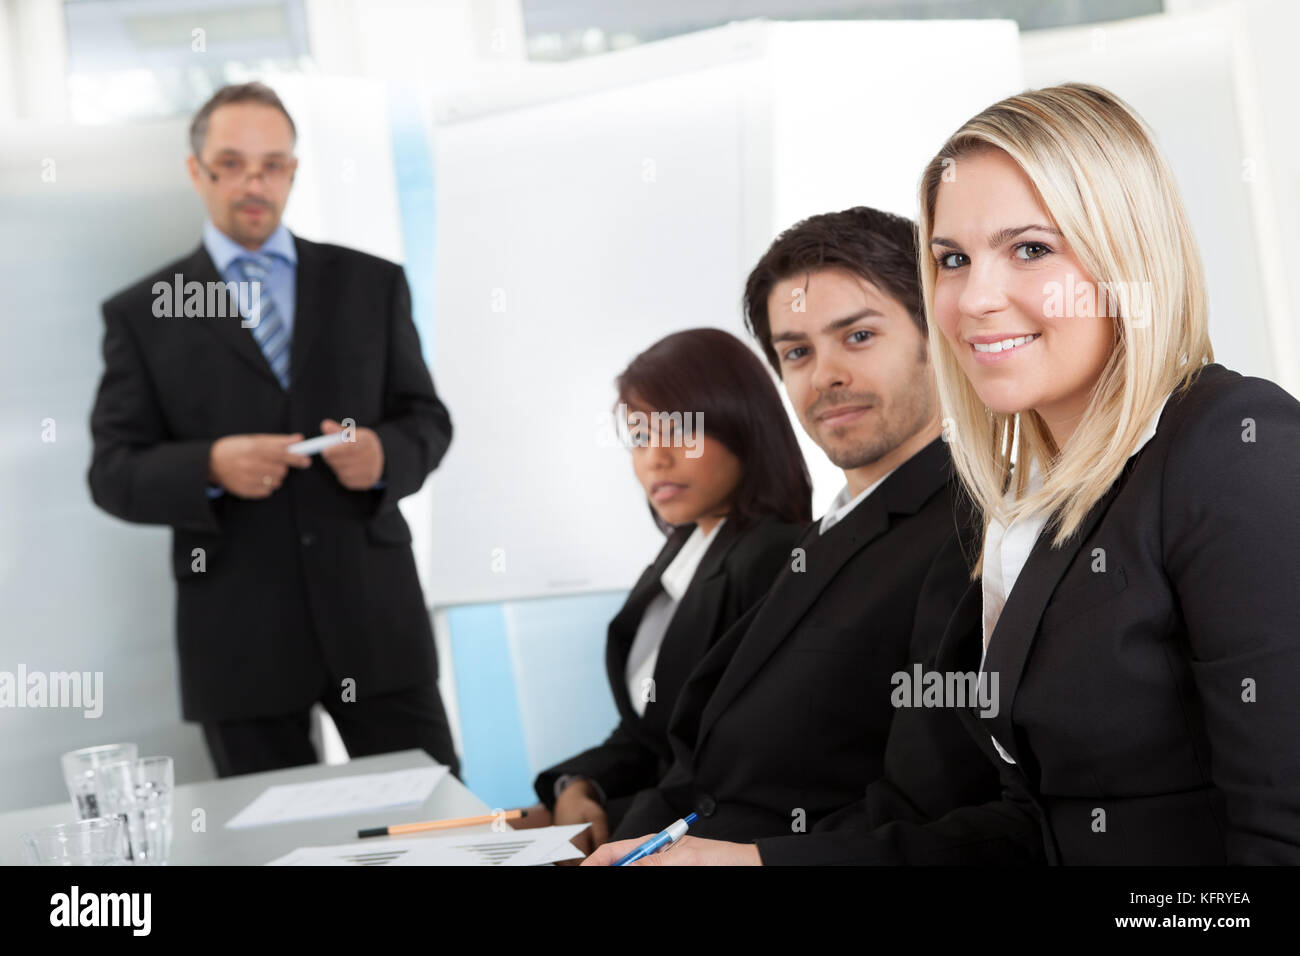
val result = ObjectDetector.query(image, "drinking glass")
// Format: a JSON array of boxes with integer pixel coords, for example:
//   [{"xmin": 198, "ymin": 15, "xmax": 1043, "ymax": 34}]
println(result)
[
  {"xmin": 20, "ymin": 816, "xmax": 128, "ymax": 866},
  {"xmin": 61, "ymin": 743, "xmax": 138, "ymax": 820},
  {"xmin": 94, "ymin": 756, "xmax": 174, "ymax": 865}
]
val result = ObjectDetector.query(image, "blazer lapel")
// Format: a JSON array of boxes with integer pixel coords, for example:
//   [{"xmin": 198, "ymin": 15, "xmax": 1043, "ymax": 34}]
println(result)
[
  {"xmin": 641, "ymin": 519, "xmax": 743, "ymax": 736},
  {"xmin": 692, "ymin": 439, "xmax": 953, "ymax": 752},
  {"xmin": 934, "ymin": 579, "xmax": 1017, "ymax": 769},
  {"xmin": 605, "ymin": 526, "xmax": 693, "ymax": 723},
  {"xmin": 289, "ymin": 236, "xmax": 324, "ymax": 393},
  {"xmin": 182, "ymin": 244, "xmax": 280, "ymax": 386},
  {"xmin": 979, "ymin": 460, "xmax": 1136, "ymax": 767},
  {"xmin": 935, "ymin": 577, "xmax": 983, "ymax": 675}
]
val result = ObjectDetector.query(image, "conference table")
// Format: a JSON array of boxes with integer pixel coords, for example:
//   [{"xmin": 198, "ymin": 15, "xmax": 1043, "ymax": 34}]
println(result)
[{"xmin": 0, "ymin": 749, "xmax": 491, "ymax": 866}]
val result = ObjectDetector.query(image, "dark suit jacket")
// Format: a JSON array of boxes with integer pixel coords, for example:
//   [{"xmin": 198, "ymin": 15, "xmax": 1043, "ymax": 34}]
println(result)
[
  {"xmin": 611, "ymin": 438, "xmax": 997, "ymax": 842},
  {"xmin": 88, "ymin": 236, "xmax": 451, "ymax": 722},
  {"xmin": 757, "ymin": 363, "xmax": 1300, "ymax": 864},
  {"xmin": 534, "ymin": 515, "xmax": 803, "ymax": 823}
]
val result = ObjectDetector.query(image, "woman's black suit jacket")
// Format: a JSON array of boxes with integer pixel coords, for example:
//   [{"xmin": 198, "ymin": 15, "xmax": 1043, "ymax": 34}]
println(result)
[
  {"xmin": 758, "ymin": 363, "xmax": 1300, "ymax": 865},
  {"xmin": 535, "ymin": 514, "xmax": 803, "ymax": 826}
]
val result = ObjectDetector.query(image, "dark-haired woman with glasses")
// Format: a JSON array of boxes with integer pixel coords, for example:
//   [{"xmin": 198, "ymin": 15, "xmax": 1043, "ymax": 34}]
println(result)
[{"xmin": 530, "ymin": 328, "xmax": 811, "ymax": 856}]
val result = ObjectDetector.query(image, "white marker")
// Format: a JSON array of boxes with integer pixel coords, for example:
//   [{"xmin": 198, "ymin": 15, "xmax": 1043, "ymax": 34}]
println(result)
[{"xmin": 287, "ymin": 432, "xmax": 349, "ymax": 456}]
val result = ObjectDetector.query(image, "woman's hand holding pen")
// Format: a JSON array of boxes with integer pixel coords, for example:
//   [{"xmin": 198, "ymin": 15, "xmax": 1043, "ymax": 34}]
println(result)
[{"xmin": 581, "ymin": 835, "xmax": 762, "ymax": 866}]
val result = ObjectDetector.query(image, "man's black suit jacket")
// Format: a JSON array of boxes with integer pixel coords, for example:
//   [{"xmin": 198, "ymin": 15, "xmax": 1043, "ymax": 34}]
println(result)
[
  {"xmin": 611, "ymin": 437, "xmax": 1000, "ymax": 842},
  {"xmin": 88, "ymin": 235, "xmax": 451, "ymax": 722},
  {"xmin": 757, "ymin": 363, "xmax": 1300, "ymax": 864},
  {"xmin": 534, "ymin": 515, "xmax": 803, "ymax": 822}
]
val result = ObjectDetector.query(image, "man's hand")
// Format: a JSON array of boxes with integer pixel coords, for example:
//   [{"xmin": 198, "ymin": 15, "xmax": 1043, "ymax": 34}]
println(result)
[
  {"xmin": 208, "ymin": 433, "xmax": 311, "ymax": 498},
  {"xmin": 554, "ymin": 779, "xmax": 610, "ymax": 858},
  {"xmin": 319, "ymin": 418, "xmax": 385, "ymax": 490},
  {"xmin": 580, "ymin": 834, "xmax": 763, "ymax": 866}
]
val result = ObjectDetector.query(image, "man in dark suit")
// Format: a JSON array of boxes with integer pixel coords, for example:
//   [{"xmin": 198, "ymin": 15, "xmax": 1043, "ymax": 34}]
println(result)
[
  {"xmin": 88, "ymin": 82, "xmax": 459, "ymax": 778},
  {"xmin": 591, "ymin": 208, "xmax": 1000, "ymax": 851}
]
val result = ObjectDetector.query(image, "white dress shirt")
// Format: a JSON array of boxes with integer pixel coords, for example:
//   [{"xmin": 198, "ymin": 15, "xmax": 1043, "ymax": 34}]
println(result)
[
  {"xmin": 818, "ymin": 465, "xmax": 899, "ymax": 536},
  {"xmin": 980, "ymin": 393, "xmax": 1172, "ymax": 763},
  {"xmin": 624, "ymin": 518, "xmax": 727, "ymax": 716}
]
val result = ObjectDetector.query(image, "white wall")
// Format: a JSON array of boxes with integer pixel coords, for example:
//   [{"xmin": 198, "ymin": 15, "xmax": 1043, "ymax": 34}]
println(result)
[{"xmin": 0, "ymin": 121, "xmax": 206, "ymax": 812}]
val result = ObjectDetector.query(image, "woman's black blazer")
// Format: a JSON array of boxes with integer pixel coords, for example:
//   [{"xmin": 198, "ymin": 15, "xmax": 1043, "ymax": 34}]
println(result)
[
  {"xmin": 759, "ymin": 362, "xmax": 1300, "ymax": 865},
  {"xmin": 534, "ymin": 514, "xmax": 803, "ymax": 821}
]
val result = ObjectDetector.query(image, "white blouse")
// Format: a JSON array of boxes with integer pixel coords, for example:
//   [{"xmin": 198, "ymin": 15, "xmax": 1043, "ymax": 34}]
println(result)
[
  {"xmin": 554, "ymin": 518, "xmax": 729, "ymax": 802},
  {"xmin": 980, "ymin": 394, "xmax": 1171, "ymax": 763}
]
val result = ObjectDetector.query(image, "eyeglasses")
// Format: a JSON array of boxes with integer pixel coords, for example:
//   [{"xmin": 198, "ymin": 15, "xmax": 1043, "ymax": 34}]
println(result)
[{"xmin": 197, "ymin": 154, "xmax": 295, "ymax": 186}]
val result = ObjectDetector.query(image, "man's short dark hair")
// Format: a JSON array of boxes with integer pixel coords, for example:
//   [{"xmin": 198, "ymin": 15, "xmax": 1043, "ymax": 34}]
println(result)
[
  {"xmin": 743, "ymin": 206, "xmax": 923, "ymax": 376},
  {"xmin": 189, "ymin": 82, "xmax": 297, "ymax": 158}
]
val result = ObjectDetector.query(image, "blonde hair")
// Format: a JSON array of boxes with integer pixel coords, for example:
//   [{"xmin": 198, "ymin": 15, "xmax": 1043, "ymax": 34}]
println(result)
[{"xmin": 917, "ymin": 83, "xmax": 1214, "ymax": 577}]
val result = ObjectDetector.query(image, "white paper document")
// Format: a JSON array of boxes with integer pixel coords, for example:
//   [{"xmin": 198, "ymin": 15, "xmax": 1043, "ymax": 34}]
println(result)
[
  {"xmin": 264, "ymin": 824, "xmax": 590, "ymax": 866},
  {"xmin": 226, "ymin": 766, "xmax": 449, "ymax": 829}
]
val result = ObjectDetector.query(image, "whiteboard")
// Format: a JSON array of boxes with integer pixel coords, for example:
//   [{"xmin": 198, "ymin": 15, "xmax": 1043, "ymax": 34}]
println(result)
[{"xmin": 427, "ymin": 64, "xmax": 753, "ymax": 605}]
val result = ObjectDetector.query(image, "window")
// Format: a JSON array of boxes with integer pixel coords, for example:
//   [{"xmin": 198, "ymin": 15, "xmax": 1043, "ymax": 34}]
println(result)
[
  {"xmin": 522, "ymin": 0, "xmax": 1165, "ymax": 61},
  {"xmin": 63, "ymin": 0, "xmax": 312, "ymax": 123}
]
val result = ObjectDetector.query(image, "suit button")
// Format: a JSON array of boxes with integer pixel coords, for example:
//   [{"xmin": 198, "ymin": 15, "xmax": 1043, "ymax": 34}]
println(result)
[
  {"xmin": 300, "ymin": 533, "xmax": 316, "ymax": 547},
  {"xmin": 696, "ymin": 794, "xmax": 717, "ymax": 817}
]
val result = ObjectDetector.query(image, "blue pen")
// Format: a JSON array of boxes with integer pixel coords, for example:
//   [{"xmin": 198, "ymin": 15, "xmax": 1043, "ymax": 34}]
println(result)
[{"xmin": 612, "ymin": 812, "xmax": 699, "ymax": 866}]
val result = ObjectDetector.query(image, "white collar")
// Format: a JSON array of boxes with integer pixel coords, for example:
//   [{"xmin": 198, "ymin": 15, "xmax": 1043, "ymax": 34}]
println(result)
[
  {"xmin": 660, "ymin": 518, "xmax": 726, "ymax": 601},
  {"xmin": 818, "ymin": 465, "xmax": 898, "ymax": 536},
  {"xmin": 1130, "ymin": 392, "xmax": 1171, "ymax": 456}
]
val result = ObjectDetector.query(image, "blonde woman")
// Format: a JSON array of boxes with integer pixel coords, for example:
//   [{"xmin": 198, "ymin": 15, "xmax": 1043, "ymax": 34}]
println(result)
[{"xmin": 587, "ymin": 83, "xmax": 1300, "ymax": 866}]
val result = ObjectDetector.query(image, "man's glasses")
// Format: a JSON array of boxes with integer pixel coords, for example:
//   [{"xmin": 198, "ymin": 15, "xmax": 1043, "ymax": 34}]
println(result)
[{"xmin": 197, "ymin": 154, "xmax": 295, "ymax": 186}]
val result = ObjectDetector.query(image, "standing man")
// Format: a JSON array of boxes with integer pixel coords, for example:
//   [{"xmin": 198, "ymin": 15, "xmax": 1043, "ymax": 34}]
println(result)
[{"xmin": 88, "ymin": 82, "xmax": 459, "ymax": 778}]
